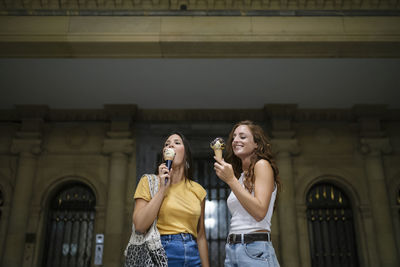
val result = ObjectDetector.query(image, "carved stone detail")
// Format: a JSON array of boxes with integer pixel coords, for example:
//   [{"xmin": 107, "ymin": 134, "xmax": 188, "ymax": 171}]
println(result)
[
  {"xmin": 102, "ymin": 139, "xmax": 134, "ymax": 155},
  {"xmin": 271, "ymin": 138, "xmax": 300, "ymax": 156},
  {"xmin": 11, "ymin": 138, "xmax": 42, "ymax": 155},
  {"xmin": 314, "ymin": 128, "xmax": 335, "ymax": 145},
  {"xmin": 65, "ymin": 126, "xmax": 89, "ymax": 149},
  {"xmin": 359, "ymin": 138, "xmax": 391, "ymax": 156}
]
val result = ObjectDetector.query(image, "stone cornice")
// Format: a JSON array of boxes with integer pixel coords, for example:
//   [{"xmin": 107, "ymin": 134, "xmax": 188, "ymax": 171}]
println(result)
[
  {"xmin": 0, "ymin": 107, "xmax": 399, "ymax": 122},
  {"xmin": 1, "ymin": 16, "xmax": 400, "ymax": 58},
  {"xmin": 1, "ymin": 0, "xmax": 399, "ymax": 13},
  {"xmin": 136, "ymin": 109, "xmax": 263, "ymax": 122}
]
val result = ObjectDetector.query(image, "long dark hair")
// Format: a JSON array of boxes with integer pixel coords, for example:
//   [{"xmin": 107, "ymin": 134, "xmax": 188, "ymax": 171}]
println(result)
[
  {"xmin": 225, "ymin": 120, "xmax": 281, "ymax": 199},
  {"xmin": 157, "ymin": 131, "xmax": 194, "ymax": 181}
]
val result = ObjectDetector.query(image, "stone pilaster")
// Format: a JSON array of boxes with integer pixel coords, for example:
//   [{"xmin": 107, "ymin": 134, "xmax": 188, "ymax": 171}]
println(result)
[
  {"xmin": 355, "ymin": 104, "xmax": 399, "ymax": 267},
  {"xmin": 2, "ymin": 105, "xmax": 45, "ymax": 267},
  {"xmin": 102, "ymin": 104, "xmax": 135, "ymax": 267},
  {"xmin": 296, "ymin": 204, "xmax": 311, "ymax": 267},
  {"xmin": 360, "ymin": 137, "xmax": 399, "ymax": 266},
  {"xmin": 265, "ymin": 104, "xmax": 301, "ymax": 267}
]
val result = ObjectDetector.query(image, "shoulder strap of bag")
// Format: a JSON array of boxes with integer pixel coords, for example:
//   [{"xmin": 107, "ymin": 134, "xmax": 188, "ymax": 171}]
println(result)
[{"xmin": 145, "ymin": 174, "xmax": 159, "ymax": 198}]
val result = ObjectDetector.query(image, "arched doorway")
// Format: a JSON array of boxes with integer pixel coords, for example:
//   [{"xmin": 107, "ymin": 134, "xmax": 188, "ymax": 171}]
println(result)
[
  {"xmin": 42, "ymin": 182, "xmax": 96, "ymax": 267},
  {"xmin": 306, "ymin": 182, "xmax": 359, "ymax": 267}
]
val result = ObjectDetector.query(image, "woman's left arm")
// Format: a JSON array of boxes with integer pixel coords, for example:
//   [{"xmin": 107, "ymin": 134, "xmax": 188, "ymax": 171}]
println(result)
[{"xmin": 197, "ymin": 199, "xmax": 210, "ymax": 267}]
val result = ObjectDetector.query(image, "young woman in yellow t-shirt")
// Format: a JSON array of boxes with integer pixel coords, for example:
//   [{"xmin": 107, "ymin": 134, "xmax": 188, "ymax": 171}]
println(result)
[{"xmin": 133, "ymin": 132, "xmax": 210, "ymax": 267}]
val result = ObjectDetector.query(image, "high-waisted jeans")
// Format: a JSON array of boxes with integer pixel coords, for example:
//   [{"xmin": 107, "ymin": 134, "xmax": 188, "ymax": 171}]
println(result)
[
  {"xmin": 225, "ymin": 241, "xmax": 280, "ymax": 267},
  {"xmin": 160, "ymin": 233, "xmax": 201, "ymax": 267}
]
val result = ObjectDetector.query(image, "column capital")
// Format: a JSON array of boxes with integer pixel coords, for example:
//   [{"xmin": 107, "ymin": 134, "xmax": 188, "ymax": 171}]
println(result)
[
  {"xmin": 10, "ymin": 138, "xmax": 42, "ymax": 155},
  {"xmin": 264, "ymin": 104, "xmax": 298, "ymax": 132},
  {"xmin": 104, "ymin": 104, "xmax": 137, "ymax": 139},
  {"xmin": 360, "ymin": 137, "xmax": 391, "ymax": 156},
  {"xmin": 271, "ymin": 138, "xmax": 300, "ymax": 156},
  {"xmin": 353, "ymin": 104, "xmax": 387, "ymax": 138},
  {"xmin": 102, "ymin": 138, "xmax": 134, "ymax": 155}
]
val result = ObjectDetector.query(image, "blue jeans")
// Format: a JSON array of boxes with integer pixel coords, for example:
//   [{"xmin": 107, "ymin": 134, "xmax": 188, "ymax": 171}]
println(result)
[
  {"xmin": 225, "ymin": 241, "xmax": 280, "ymax": 267},
  {"xmin": 160, "ymin": 233, "xmax": 201, "ymax": 267}
]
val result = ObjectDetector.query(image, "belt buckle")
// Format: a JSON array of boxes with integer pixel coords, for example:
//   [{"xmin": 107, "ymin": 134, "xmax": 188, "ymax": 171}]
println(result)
[{"xmin": 228, "ymin": 234, "xmax": 236, "ymax": 244}]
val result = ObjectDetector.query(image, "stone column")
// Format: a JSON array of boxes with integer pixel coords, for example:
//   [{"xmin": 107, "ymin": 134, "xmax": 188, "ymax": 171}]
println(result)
[
  {"xmin": 296, "ymin": 204, "xmax": 311, "ymax": 267},
  {"xmin": 265, "ymin": 104, "xmax": 301, "ymax": 267},
  {"xmin": 360, "ymin": 137, "xmax": 399, "ymax": 266},
  {"xmin": 2, "ymin": 105, "xmax": 45, "ymax": 267},
  {"xmin": 272, "ymin": 138, "xmax": 301, "ymax": 267},
  {"xmin": 102, "ymin": 104, "xmax": 135, "ymax": 267},
  {"xmin": 354, "ymin": 104, "xmax": 399, "ymax": 266}
]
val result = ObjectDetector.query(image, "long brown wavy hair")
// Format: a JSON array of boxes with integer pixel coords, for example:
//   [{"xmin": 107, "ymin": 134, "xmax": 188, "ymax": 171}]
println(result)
[{"xmin": 225, "ymin": 120, "xmax": 281, "ymax": 200}]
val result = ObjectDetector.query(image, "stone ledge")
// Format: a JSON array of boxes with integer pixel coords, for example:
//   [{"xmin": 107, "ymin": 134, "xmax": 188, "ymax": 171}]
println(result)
[{"xmin": 0, "ymin": 16, "xmax": 400, "ymax": 57}]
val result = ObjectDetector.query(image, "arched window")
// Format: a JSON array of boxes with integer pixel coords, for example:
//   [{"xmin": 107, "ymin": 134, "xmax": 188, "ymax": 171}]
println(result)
[
  {"xmin": 43, "ymin": 183, "xmax": 96, "ymax": 267},
  {"xmin": 306, "ymin": 183, "xmax": 359, "ymax": 267}
]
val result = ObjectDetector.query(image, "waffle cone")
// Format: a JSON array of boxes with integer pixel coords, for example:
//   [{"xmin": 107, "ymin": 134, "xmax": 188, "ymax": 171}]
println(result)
[{"xmin": 214, "ymin": 149, "xmax": 223, "ymax": 161}]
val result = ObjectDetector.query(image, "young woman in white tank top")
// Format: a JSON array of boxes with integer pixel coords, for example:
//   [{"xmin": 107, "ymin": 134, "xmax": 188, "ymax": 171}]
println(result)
[{"xmin": 214, "ymin": 120, "xmax": 281, "ymax": 267}]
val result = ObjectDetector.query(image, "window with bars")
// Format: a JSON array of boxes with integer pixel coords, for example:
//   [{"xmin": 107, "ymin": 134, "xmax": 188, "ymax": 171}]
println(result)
[
  {"xmin": 42, "ymin": 183, "xmax": 96, "ymax": 267},
  {"xmin": 193, "ymin": 158, "xmax": 230, "ymax": 267},
  {"xmin": 306, "ymin": 183, "xmax": 359, "ymax": 267}
]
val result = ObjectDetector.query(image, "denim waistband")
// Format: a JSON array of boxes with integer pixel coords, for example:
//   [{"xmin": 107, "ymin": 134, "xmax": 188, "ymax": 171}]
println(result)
[{"xmin": 160, "ymin": 233, "xmax": 196, "ymax": 241}]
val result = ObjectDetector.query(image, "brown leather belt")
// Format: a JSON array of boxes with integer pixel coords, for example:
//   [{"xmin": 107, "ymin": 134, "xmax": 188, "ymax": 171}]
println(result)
[{"xmin": 227, "ymin": 232, "xmax": 271, "ymax": 244}]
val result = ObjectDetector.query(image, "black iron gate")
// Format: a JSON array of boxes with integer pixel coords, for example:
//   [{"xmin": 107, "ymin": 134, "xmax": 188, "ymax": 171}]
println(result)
[
  {"xmin": 307, "ymin": 183, "xmax": 359, "ymax": 267},
  {"xmin": 43, "ymin": 183, "xmax": 96, "ymax": 267},
  {"xmin": 193, "ymin": 158, "xmax": 230, "ymax": 267}
]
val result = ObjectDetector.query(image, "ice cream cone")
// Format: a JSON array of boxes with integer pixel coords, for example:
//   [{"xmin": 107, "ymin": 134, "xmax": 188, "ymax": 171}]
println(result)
[
  {"xmin": 214, "ymin": 148, "xmax": 223, "ymax": 161},
  {"xmin": 163, "ymin": 148, "xmax": 175, "ymax": 170},
  {"xmin": 210, "ymin": 137, "xmax": 225, "ymax": 161}
]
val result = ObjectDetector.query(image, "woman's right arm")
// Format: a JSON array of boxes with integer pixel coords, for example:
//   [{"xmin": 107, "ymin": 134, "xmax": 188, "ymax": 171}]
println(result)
[
  {"xmin": 133, "ymin": 187, "xmax": 167, "ymax": 233},
  {"xmin": 133, "ymin": 164, "xmax": 171, "ymax": 233}
]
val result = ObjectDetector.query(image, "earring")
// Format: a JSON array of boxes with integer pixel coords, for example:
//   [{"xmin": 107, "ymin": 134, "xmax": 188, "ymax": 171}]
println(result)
[{"xmin": 186, "ymin": 161, "xmax": 190, "ymax": 169}]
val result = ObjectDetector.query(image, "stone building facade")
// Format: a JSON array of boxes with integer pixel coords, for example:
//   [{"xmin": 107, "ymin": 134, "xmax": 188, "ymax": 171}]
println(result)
[
  {"xmin": 0, "ymin": 105, "xmax": 399, "ymax": 267},
  {"xmin": 1, "ymin": 1, "xmax": 399, "ymax": 266}
]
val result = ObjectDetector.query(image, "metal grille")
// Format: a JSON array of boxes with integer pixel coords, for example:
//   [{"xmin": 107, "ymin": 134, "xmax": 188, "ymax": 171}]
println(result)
[
  {"xmin": 307, "ymin": 183, "xmax": 359, "ymax": 267},
  {"xmin": 43, "ymin": 183, "xmax": 96, "ymax": 267},
  {"xmin": 193, "ymin": 158, "xmax": 230, "ymax": 267}
]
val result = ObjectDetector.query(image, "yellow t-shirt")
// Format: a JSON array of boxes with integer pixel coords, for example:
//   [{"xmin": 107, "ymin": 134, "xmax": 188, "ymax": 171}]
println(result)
[{"xmin": 134, "ymin": 175, "xmax": 207, "ymax": 238}]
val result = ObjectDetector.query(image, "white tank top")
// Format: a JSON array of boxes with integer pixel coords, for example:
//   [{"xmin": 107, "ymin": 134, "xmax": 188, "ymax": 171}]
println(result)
[{"xmin": 227, "ymin": 173, "xmax": 277, "ymax": 234}]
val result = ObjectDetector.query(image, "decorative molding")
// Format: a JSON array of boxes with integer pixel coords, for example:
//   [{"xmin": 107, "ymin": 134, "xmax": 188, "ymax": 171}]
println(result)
[
  {"xmin": 0, "ymin": 107, "xmax": 399, "ymax": 122},
  {"xmin": 359, "ymin": 137, "xmax": 392, "ymax": 156},
  {"xmin": 265, "ymin": 104, "xmax": 297, "ymax": 133},
  {"xmin": 137, "ymin": 109, "xmax": 263, "ymax": 122},
  {"xmin": 1, "ymin": 0, "xmax": 399, "ymax": 13},
  {"xmin": 354, "ymin": 104, "xmax": 388, "ymax": 138},
  {"xmin": 102, "ymin": 139, "xmax": 134, "ymax": 155},
  {"xmin": 314, "ymin": 128, "xmax": 335, "ymax": 145},
  {"xmin": 271, "ymin": 138, "xmax": 300, "ymax": 156},
  {"xmin": 10, "ymin": 138, "xmax": 42, "ymax": 155},
  {"xmin": 65, "ymin": 126, "xmax": 90, "ymax": 149}
]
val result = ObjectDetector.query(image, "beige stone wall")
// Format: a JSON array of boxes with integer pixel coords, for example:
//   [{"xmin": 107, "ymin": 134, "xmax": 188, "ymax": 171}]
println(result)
[
  {"xmin": 1, "ymin": 16, "xmax": 400, "ymax": 57},
  {"xmin": 0, "ymin": 106, "xmax": 399, "ymax": 267}
]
